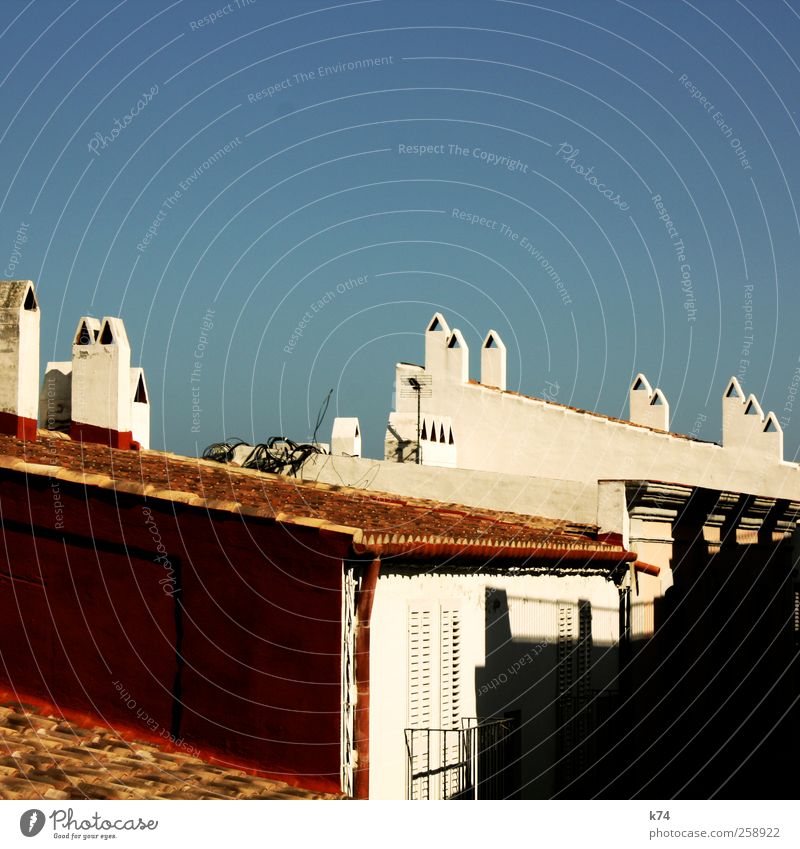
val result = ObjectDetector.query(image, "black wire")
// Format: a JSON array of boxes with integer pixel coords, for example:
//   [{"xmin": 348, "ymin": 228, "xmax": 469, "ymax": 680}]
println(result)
[
  {"xmin": 203, "ymin": 436, "xmax": 325, "ymax": 477},
  {"xmin": 202, "ymin": 438, "xmax": 248, "ymax": 463},
  {"xmin": 312, "ymin": 388, "xmax": 333, "ymax": 445},
  {"xmin": 203, "ymin": 390, "xmax": 333, "ymax": 477}
]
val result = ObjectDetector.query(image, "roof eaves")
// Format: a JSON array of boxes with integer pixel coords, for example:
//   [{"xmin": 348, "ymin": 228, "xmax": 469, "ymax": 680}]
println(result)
[
  {"xmin": 352, "ymin": 536, "xmax": 635, "ymax": 563},
  {"xmin": 0, "ymin": 454, "xmax": 365, "ymax": 545}
]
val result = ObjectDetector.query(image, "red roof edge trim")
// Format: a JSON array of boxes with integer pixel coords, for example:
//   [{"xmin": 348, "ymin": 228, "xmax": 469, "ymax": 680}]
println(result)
[{"xmin": 352, "ymin": 539, "xmax": 637, "ymax": 563}]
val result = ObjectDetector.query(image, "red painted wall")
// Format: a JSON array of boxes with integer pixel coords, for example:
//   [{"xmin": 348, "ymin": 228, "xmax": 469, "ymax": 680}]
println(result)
[{"xmin": 0, "ymin": 468, "xmax": 346, "ymax": 793}]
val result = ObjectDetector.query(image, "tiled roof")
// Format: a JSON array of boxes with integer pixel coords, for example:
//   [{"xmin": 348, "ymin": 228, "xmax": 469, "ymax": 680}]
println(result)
[
  {"xmin": 0, "ymin": 433, "xmax": 632, "ymax": 560},
  {"xmin": 0, "ymin": 696, "xmax": 337, "ymax": 800}
]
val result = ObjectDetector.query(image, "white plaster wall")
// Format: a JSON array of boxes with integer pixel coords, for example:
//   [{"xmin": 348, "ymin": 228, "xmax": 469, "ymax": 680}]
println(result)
[{"xmin": 368, "ymin": 569, "xmax": 622, "ymax": 800}]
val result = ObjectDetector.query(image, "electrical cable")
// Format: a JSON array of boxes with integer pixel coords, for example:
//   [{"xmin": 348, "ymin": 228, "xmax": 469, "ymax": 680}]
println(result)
[{"xmin": 203, "ymin": 390, "xmax": 335, "ymax": 477}]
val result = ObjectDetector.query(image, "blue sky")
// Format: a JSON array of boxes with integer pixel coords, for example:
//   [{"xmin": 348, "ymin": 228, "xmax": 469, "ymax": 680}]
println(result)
[{"xmin": 2, "ymin": 0, "xmax": 800, "ymax": 459}]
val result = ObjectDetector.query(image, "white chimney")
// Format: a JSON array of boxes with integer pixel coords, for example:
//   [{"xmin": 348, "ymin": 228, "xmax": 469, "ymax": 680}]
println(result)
[
  {"xmin": 39, "ymin": 362, "xmax": 72, "ymax": 432},
  {"xmin": 129, "ymin": 367, "xmax": 150, "ymax": 449},
  {"xmin": 480, "ymin": 329, "xmax": 506, "ymax": 390},
  {"xmin": 331, "ymin": 417, "xmax": 361, "ymax": 457},
  {"xmin": 721, "ymin": 380, "xmax": 782, "ymax": 460},
  {"xmin": 721, "ymin": 376, "xmax": 750, "ymax": 448},
  {"xmin": 0, "ymin": 280, "xmax": 39, "ymax": 441},
  {"xmin": 761, "ymin": 411, "xmax": 784, "ymax": 460},
  {"xmin": 444, "ymin": 329, "xmax": 469, "ymax": 384},
  {"xmin": 424, "ymin": 312, "xmax": 450, "ymax": 378},
  {"xmin": 71, "ymin": 316, "xmax": 134, "ymax": 448},
  {"xmin": 629, "ymin": 373, "xmax": 669, "ymax": 430}
]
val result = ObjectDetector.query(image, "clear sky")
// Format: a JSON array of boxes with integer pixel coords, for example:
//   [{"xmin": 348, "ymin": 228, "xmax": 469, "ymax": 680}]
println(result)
[{"xmin": 2, "ymin": 0, "xmax": 799, "ymax": 460}]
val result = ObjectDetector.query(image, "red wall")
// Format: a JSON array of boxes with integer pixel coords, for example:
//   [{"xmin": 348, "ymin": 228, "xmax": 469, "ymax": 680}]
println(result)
[{"xmin": 0, "ymin": 469, "xmax": 346, "ymax": 793}]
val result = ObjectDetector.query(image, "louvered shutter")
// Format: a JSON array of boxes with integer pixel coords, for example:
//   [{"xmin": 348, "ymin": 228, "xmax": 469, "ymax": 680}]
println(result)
[{"xmin": 440, "ymin": 608, "xmax": 461, "ymax": 729}]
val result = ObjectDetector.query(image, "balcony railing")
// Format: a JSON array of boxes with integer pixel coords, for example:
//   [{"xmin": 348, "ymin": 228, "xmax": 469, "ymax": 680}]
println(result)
[{"xmin": 404, "ymin": 717, "xmax": 514, "ymax": 800}]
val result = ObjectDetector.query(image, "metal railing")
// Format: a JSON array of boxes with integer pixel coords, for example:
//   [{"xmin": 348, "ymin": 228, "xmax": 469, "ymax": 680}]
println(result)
[{"xmin": 405, "ymin": 717, "xmax": 513, "ymax": 800}]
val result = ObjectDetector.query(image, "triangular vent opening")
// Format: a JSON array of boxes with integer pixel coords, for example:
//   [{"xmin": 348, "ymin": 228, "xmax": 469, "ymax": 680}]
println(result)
[
  {"xmin": 76, "ymin": 321, "xmax": 93, "ymax": 346},
  {"xmin": 632, "ymin": 377, "xmax": 647, "ymax": 391},
  {"xmin": 133, "ymin": 375, "xmax": 147, "ymax": 404},
  {"xmin": 745, "ymin": 400, "xmax": 759, "ymax": 416},
  {"xmin": 24, "ymin": 287, "xmax": 38, "ymax": 311},
  {"xmin": 447, "ymin": 335, "xmax": 460, "ymax": 349},
  {"xmin": 764, "ymin": 418, "xmax": 778, "ymax": 433},
  {"xmin": 99, "ymin": 322, "xmax": 114, "ymax": 345},
  {"xmin": 484, "ymin": 335, "xmax": 497, "ymax": 349},
  {"xmin": 428, "ymin": 316, "xmax": 442, "ymax": 332}
]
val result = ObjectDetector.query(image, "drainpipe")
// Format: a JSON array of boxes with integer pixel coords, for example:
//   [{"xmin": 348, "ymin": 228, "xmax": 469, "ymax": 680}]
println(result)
[{"xmin": 353, "ymin": 555, "xmax": 380, "ymax": 800}]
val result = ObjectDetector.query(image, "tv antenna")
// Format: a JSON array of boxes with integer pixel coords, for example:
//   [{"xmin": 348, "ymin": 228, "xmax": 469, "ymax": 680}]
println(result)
[{"xmin": 400, "ymin": 374, "xmax": 432, "ymax": 464}]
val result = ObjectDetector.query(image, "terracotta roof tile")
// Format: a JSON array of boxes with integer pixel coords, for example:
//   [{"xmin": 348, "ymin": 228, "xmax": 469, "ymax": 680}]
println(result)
[
  {"xmin": 0, "ymin": 696, "xmax": 337, "ymax": 800},
  {"xmin": 0, "ymin": 433, "xmax": 630, "ymax": 557}
]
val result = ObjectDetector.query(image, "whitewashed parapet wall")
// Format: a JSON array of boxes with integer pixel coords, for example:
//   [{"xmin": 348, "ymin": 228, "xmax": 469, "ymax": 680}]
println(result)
[
  {"xmin": 0, "ymin": 280, "xmax": 39, "ymax": 441},
  {"xmin": 385, "ymin": 313, "xmax": 799, "ymax": 501}
]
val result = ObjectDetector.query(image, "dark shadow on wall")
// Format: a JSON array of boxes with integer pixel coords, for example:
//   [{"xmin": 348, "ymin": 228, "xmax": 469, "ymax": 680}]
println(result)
[
  {"xmin": 607, "ymin": 495, "xmax": 800, "ymax": 800},
  {"xmin": 474, "ymin": 588, "xmax": 622, "ymax": 799}
]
